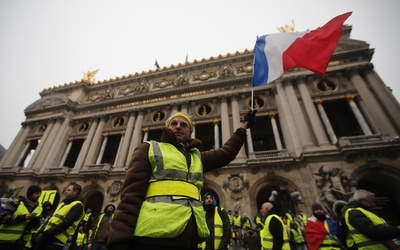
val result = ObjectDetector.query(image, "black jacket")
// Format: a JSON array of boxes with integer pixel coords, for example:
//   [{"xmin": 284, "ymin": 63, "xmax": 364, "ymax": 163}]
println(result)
[
  {"xmin": 345, "ymin": 201, "xmax": 400, "ymax": 241},
  {"xmin": 265, "ymin": 207, "xmax": 284, "ymax": 250}
]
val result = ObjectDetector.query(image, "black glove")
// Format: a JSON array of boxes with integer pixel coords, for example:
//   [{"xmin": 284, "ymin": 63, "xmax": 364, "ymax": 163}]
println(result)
[{"xmin": 240, "ymin": 110, "xmax": 257, "ymax": 128}]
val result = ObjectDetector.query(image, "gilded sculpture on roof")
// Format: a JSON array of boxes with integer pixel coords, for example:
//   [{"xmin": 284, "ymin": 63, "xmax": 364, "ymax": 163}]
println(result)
[
  {"xmin": 277, "ymin": 20, "xmax": 295, "ymax": 33},
  {"xmin": 82, "ymin": 69, "xmax": 99, "ymax": 84}
]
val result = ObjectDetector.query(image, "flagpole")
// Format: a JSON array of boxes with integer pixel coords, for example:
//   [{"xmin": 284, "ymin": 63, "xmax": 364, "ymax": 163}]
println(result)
[{"xmin": 250, "ymin": 36, "xmax": 258, "ymax": 112}]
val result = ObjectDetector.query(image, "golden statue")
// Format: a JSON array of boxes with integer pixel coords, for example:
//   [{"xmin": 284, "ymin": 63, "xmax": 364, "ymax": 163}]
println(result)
[
  {"xmin": 82, "ymin": 69, "xmax": 99, "ymax": 84},
  {"xmin": 277, "ymin": 20, "xmax": 295, "ymax": 33}
]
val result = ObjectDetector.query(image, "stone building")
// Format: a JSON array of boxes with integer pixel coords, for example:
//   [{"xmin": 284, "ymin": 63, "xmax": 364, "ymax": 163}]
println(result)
[{"xmin": 1, "ymin": 25, "xmax": 400, "ymax": 224}]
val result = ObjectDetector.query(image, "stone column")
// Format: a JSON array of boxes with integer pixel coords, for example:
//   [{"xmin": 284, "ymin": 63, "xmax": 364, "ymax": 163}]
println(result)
[
  {"xmin": 270, "ymin": 113, "xmax": 283, "ymax": 150},
  {"xmin": 84, "ymin": 116, "xmax": 107, "ymax": 166},
  {"xmin": 96, "ymin": 134, "xmax": 108, "ymax": 164},
  {"xmin": 231, "ymin": 95, "xmax": 246, "ymax": 158},
  {"xmin": 15, "ymin": 140, "xmax": 31, "ymax": 167},
  {"xmin": 58, "ymin": 139, "xmax": 73, "ymax": 167},
  {"xmin": 27, "ymin": 120, "xmax": 55, "ymax": 170},
  {"xmin": 74, "ymin": 118, "xmax": 99, "ymax": 170},
  {"xmin": 34, "ymin": 118, "xmax": 63, "ymax": 171},
  {"xmin": 41, "ymin": 116, "xmax": 73, "ymax": 169},
  {"xmin": 275, "ymin": 82, "xmax": 302, "ymax": 156},
  {"xmin": 213, "ymin": 120, "xmax": 220, "ymax": 149},
  {"xmin": 220, "ymin": 97, "xmax": 231, "ymax": 144},
  {"xmin": 181, "ymin": 102, "xmax": 188, "ymax": 114},
  {"xmin": 191, "ymin": 124, "xmax": 196, "ymax": 138},
  {"xmin": 113, "ymin": 133, "xmax": 124, "ymax": 167},
  {"xmin": 142, "ymin": 129, "xmax": 149, "ymax": 142},
  {"xmin": 284, "ymin": 80, "xmax": 314, "ymax": 148},
  {"xmin": 297, "ymin": 78, "xmax": 330, "ymax": 146},
  {"xmin": 347, "ymin": 69, "xmax": 395, "ymax": 135},
  {"xmin": 127, "ymin": 110, "xmax": 144, "ymax": 165},
  {"xmin": 347, "ymin": 96, "xmax": 372, "ymax": 135},
  {"xmin": 115, "ymin": 112, "xmax": 136, "ymax": 168},
  {"xmin": 246, "ymin": 128, "xmax": 254, "ymax": 155},
  {"xmin": 0, "ymin": 123, "xmax": 32, "ymax": 167},
  {"xmin": 316, "ymin": 100, "xmax": 337, "ymax": 144},
  {"xmin": 364, "ymin": 68, "xmax": 400, "ymax": 133},
  {"xmin": 357, "ymin": 99, "xmax": 380, "ymax": 134}
]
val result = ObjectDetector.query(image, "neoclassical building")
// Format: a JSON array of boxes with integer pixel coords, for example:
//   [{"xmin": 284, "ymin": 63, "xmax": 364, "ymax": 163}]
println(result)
[{"xmin": 1, "ymin": 25, "xmax": 400, "ymax": 224}]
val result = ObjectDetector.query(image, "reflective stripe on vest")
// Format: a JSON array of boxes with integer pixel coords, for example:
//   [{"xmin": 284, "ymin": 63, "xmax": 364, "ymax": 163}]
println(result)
[
  {"xmin": 44, "ymin": 200, "xmax": 84, "ymax": 244},
  {"xmin": 146, "ymin": 180, "xmax": 200, "ymax": 200},
  {"xmin": 134, "ymin": 141, "xmax": 209, "ymax": 239},
  {"xmin": 0, "ymin": 200, "xmax": 42, "ymax": 242},
  {"xmin": 345, "ymin": 207, "xmax": 388, "ymax": 250},
  {"xmin": 260, "ymin": 214, "xmax": 290, "ymax": 250}
]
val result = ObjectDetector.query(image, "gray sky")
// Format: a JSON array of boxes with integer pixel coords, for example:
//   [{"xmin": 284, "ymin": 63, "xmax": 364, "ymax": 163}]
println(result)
[{"xmin": 1, "ymin": 0, "xmax": 399, "ymax": 149}]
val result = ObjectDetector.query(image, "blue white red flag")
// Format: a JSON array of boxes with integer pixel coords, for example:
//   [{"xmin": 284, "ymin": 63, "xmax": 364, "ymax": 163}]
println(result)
[{"xmin": 252, "ymin": 12, "xmax": 352, "ymax": 86}]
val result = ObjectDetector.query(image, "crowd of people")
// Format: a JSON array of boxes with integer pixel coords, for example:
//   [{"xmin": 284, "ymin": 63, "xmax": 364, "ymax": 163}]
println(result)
[{"xmin": 1, "ymin": 111, "xmax": 400, "ymax": 250}]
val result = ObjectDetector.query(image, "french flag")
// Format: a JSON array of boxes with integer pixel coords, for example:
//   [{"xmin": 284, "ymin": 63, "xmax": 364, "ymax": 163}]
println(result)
[{"xmin": 252, "ymin": 12, "xmax": 352, "ymax": 86}]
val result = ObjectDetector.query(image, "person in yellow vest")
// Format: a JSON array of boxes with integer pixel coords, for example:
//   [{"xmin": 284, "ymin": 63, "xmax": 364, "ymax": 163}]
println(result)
[
  {"xmin": 107, "ymin": 110, "xmax": 257, "ymax": 250},
  {"xmin": 0, "ymin": 185, "xmax": 42, "ymax": 250},
  {"xmin": 304, "ymin": 202, "xmax": 340, "ymax": 250},
  {"xmin": 260, "ymin": 202, "xmax": 290, "ymax": 250},
  {"xmin": 25, "ymin": 200, "xmax": 53, "ymax": 249},
  {"xmin": 344, "ymin": 189, "xmax": 400, "ymax": 250},
  {"xmin": 34, "ymin": 183, "xmax": 85, "ymax": 250},
  {"xmin": 289, "ymin": 222, "xmax": 307, "ymax": 250},
  {"xmin": 70, "ymin": 224, "xmax": 88, "ymax": 250},
  {"xmin": 227, "ymin": 210, "xmax": 234, "ymax": 230},
  {"xmin": 199, "ymin": 192, "xmax": 230, "ymax": 250},
  {"xmin": 87, "ymin": 204, "xmax": 116, "ymax": 250},
  {"xmin": 82, "ymin": 208, "xmax": 94, "ymax": 235}
]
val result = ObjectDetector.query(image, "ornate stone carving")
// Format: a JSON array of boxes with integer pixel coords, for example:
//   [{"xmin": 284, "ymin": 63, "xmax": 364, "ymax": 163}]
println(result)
[
  {"xmin": 219, "ymin": 63, "xmax": 234, "ymax": 79},
  {"xmin": 192, "ymin": 71, "xmax": 216, "ymax": 81},
  {"xmin": 223, "ymin": 173, "xmax": 250, "ymax": 193},
  {"xmin": 174, "ymin": 72, "xmax": 189, "ymax": 86},
  {"xmin": 153, "ymin": 79, "xmax": 174, "ymax": 88},
  {"xmin": 107, "ymin": 180, "xmax": 123, "ymax": 196}
]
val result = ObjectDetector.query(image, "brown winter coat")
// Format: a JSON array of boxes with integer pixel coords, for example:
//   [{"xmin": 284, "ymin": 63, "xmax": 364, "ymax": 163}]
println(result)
[{"xmin": 107, "ymin": 126, "xmax": 247, "ymax": 248}]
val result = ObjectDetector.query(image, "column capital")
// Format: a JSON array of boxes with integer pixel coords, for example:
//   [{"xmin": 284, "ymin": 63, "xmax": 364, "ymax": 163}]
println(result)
[{"xmin": 315, "ymin": 99, "xmax": 323, "ymax": 105}]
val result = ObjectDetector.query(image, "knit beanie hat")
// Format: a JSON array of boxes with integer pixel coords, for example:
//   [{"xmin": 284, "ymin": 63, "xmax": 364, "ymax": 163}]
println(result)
[
  {"xmin": 27, "ymin": 185, "xmax": 42, "ymax": 197},
  {"xmin": 311, "ymin": 202, "xmax": 323, "ymax": 212}
]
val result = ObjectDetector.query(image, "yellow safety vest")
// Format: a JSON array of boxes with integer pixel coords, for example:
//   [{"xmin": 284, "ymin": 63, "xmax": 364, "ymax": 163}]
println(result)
[
  {"xmin": 76, "ymin": 231, "xmax": 87, "ymax": 246},
  {"xmin": 44, "ymin": 200, "xmax": 84, "ymax": 244},
  {"xmin": 290, "ymin": 228, "xmax": 305, "ymax": 244},
  {"xmin": 260, "ymin": 214, "xmax": 290, "ymax": 250},
  {"xmin": 0, "ymin": 200, "xmax": 42, "ymax": 242},
  {"xmin": 199, "ymin": 206, "xmax": 224, "ymax": 250},
  {"xmin": 134, "ymin": 141, "xmax": 209, "ymax": 238},
  {"xmin": 345, "ymin": 207, "xmax": 389, "ymax": 250},
  {"xmin": 233, "ymin": 216, "xmax": 242, "ymax": 228}
]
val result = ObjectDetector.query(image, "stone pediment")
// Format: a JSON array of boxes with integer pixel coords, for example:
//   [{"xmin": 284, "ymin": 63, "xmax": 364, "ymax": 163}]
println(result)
[{"xmin": 25, "ymin": 94, "xmax": 70, "ymax": 113}]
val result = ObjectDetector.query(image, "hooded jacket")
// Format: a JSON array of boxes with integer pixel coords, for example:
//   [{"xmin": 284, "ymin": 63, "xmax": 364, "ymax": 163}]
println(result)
[
  {"xmin": 90, "ymin": 204, "xmax": 116, "ymax": 244},
  {"xmin": 202, "ymin": 192, "xmax": 231, "ymax": 250},
  {"xmin": 107, "ymin": 126, "xmax": 247, "ymax": 249}
]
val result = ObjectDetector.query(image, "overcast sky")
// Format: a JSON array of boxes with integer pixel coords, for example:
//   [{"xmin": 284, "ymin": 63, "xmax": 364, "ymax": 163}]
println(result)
[{"xmin": 1, "ymin": 0, "xmax": 399, "ymax": 149}]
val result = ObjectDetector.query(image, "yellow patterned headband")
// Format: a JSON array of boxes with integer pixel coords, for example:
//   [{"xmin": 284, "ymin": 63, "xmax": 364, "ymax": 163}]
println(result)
[{"xmin": 166, "ymin": 112, "xmax": 194, "ymax": 131}]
